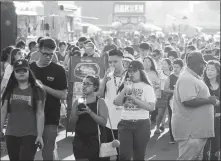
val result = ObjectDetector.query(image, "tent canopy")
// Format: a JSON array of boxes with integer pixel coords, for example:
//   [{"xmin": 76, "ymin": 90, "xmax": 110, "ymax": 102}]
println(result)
[
  {"xmin": 81, "ymin": 22, "xmax": 101, "ymax": 34},
  {"xmin": 164, "ymin": 14, "xmax": 203, "ymax": 37},
  {"xmin": 111, "ymin": 21, "xmax": 162, "ymax": 32}
]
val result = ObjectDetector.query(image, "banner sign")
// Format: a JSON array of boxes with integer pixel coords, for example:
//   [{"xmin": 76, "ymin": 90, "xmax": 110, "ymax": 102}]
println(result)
[
  {"xmin": 66, "ymin": 56, "xmax": 106, "ymax": 135},
  {"xmin": 113, "ymin": 2, "xmax": 146, "ymax": 15},
  {"xmin": 69, "ymin": 56, "xmax": 106, "ymax": 100}
]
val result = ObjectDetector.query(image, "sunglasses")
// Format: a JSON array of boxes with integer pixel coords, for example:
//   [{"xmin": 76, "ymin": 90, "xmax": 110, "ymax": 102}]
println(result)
[
  {"xmin": 15, "ymin": 69, "xmax": 28, "ymax": 73},
  {"xmin": 151, "ymin": 54, "xmax": 157, "ymax": 57},
  {"xmin": 40, "ymin": 51, "xmax": 54, "ymax": 57},
  {"xmin": 82, "ymin": 82, "xmax": 94, "ymax": 87},
  {"xmin": 128, "ymin": 68, "xmax": 138, "ymax": 73}
]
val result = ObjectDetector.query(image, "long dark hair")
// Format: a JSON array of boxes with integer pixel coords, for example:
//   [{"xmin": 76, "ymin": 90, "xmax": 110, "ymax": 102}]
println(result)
[
  {"xmin": 1, "ymin": 46, "xmax": 14, "ymax": 62},
  {"xmin": 10, "ymin": 48, "xmax": 21, "ymax": 65},
  {"xmin": 143, "ymin": 56, "xmax": 159, "ymax": 76},
  {"xmin": 162, "ymin": 58, "xmax": 173, "ymax": 71},
  {"xmin": 203, "ymin": 60, "xmax": 220, "ymax": 89},
  {"xmin": 117, "ymin": 69, "xmax": 152, "ymax": 93},
  {"xmin": 2, "ymin": 69, "xmax": 45, "ymax": 112}
]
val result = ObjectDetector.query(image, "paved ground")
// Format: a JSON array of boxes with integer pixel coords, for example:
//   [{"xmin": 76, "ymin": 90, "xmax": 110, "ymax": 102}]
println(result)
[{"xmin": 1, "ymin": 123, "xmax": 178, "ymax": 160}]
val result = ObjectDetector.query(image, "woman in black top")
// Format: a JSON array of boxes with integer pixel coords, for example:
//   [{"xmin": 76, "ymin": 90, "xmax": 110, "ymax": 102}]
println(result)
[
  {"xmin": 164, "ymin": 59, "xmax": 184, "ymax": 144},
  {"xmin": 1, "ymin": 59, "xmax": 45, "ymax": 161},
  {"xmin": 70, "ymin": 75, "xmax": 108, "ymax": 161},
  {"xmin": 203, "ymin": 60, "xmax": 220, "ymax": 160}
]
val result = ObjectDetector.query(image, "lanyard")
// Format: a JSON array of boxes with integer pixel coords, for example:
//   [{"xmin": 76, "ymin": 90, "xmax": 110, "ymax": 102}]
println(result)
[{"xmin": 113, "ymin": 72, "xmax": 125, "ymax": 94}]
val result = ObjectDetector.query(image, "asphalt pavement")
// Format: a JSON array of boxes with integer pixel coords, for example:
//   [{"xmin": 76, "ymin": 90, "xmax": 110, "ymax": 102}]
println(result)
[{"xmin": 1, "ymin": 123, "xmax": 178, "ymax": 160}]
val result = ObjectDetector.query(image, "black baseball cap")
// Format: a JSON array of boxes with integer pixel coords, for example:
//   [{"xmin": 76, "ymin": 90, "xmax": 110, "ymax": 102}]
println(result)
[
  {"xmin": 13, "ymin": 59, "xmax": 30, "ymax": 71},
  {"xmin": 139, "ymin": 43, "xmax": 151, "ymax": 51},
  {"xmin": 128, "ymin": 60, "xmax": 144, "ymax": 72},
  {"xmin": 109, "ymin": 49, "xmax": 123, "ymax": 57},
  {"xmin": 187, "ymin": 52, "xmax": 207, "ymax": 66}
]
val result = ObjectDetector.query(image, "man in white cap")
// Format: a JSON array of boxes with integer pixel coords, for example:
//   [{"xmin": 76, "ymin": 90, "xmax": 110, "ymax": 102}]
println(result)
[{"xmin": 123, "ymin": 46, "xmax": 135, "ymax": 70}]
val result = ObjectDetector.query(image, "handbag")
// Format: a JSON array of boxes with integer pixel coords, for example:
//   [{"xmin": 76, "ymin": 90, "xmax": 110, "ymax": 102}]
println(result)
[{"xmin": 97, "ymin": 99, "xmax": 118, "ymax": 158}]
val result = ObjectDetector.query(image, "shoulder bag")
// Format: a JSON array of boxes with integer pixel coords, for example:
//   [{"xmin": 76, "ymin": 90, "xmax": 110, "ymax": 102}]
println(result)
[{"xmin": 97, "ymin": 98, "xmax": 118, "ymax": 158}]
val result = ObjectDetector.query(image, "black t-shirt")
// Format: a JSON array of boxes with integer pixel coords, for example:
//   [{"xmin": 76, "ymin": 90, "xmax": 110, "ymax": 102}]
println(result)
[
  {"xmin": 30, "ymin": 62, "xmax": 67, "ymax": 125},
  {"xmin": 203, "ymin": 54, "xmax": 219, "ymax": 62},
  {"xmin": 209, "ymin": 86, "xmax": 220, "ymax": 114}
]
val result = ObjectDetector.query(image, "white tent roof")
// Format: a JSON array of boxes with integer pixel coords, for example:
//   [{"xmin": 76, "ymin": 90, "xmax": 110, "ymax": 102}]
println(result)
[{"xmin": 81, "ymin": 22, "xmax": 101, "ymax": 34}]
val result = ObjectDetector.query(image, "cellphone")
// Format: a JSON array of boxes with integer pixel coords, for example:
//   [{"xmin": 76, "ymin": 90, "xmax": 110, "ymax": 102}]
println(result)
[
  {"xmin": 36, "ymin": 141, "xmax": 42, "ymax": 149},
  {"xmin": 78, "ymin": 103, "xmax": 86, "ymax": 111},
  {"xmin": 78, "ymin": 97, "xmax": 86, "ymax": 111}
]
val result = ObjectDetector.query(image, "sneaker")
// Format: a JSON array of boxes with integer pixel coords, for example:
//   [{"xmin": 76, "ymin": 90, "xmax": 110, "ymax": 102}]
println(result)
[
  {"xmin": 169, "ymin": 141, "xmax": 176, "ymax": 144},
  {"xmin": 154, "ymin": 129, "xmax": 161, "ymax": 135},
  {"xmin": 58, "ymin": 124, "xmax": 65, "ymax": 129}
]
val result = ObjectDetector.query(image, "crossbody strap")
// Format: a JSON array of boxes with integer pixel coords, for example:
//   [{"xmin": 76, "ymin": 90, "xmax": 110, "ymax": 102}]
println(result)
[{"xmin": 97, "ymin": 98, "xmax": 115, "ymax": 146}]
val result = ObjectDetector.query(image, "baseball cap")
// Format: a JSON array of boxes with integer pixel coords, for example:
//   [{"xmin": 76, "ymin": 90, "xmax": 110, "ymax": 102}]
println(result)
[
  {"xmin": 13, "ymin": 59, "xmax": 30, "ymax": 71},
  {"xmin": 128, "ymin": 60, "xmax": 144, "ymax": 72},
  {"xmin": 123, "ymin": 53, "xmax": 134, "ymax": 62},
  {"xmin": 109, "ymin": 49, "xmax": 123, "ymax": 57},
  {"xmin": 124, "ymin": 46, "xmax": 134, "ymax": 55},
  {"xmin": 187, "ymin": 52, "xmax": 207, "ymax": 66},
  {"xmin": 139, "ymin": 43, "xmax": 152, "ymax": 51}
]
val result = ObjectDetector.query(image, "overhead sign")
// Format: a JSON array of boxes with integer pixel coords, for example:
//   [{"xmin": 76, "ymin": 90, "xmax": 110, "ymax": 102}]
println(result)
[
  {"xmin": 113, "ymin": 2, "xmax": 145, "ymax": 15},
  {"xmin": 69, "ymin": 57, "xmax": 107, "ymax": 101}
]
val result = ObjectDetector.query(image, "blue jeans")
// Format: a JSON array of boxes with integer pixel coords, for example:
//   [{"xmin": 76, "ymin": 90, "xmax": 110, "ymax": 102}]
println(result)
[
  {"xmin": 118, "ymin": 119, "xmax": 151, "ymax": 161},
  {"xmin": 42, "ymin": 125, "xmax": 58, "ymax": 160}
]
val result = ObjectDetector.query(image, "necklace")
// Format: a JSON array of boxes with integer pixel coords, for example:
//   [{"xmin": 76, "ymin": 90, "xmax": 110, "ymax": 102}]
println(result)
[{"xmin": 113, "ymin": 70, "xmax": 126, "ymax": 94}]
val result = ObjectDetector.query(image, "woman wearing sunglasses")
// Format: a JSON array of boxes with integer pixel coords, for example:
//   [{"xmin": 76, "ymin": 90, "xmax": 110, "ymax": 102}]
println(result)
[
  {"xmin": 114, "ymin": 61, "xmax": 156, "ymax": 161},
  {"xmin": 1, "ymin": 59, "xmax": 45, "ymax": 161},
  {"xmin": 70, "ymin": 75, "xmax": 108, "ymax": 161}
]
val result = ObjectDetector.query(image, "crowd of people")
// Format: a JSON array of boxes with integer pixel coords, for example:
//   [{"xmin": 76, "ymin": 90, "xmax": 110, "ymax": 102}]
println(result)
[{"xmin": 0, "ymin": 30, "xmax": 220, "ymax": 161}]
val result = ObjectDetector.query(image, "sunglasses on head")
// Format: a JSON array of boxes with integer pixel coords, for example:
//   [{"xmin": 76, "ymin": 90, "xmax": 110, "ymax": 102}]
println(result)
[{"xmin": 15, "ymin": 68, "xmax": 28, "ymax": 73}]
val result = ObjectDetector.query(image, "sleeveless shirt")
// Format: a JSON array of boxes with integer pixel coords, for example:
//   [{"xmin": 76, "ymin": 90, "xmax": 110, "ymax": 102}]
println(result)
[{"xmin": 75, "ymin": 97, "xmax": 105, "ymax": 137}]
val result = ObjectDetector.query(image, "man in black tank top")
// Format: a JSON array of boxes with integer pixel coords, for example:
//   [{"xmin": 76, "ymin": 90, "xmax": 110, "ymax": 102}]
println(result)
[{"xmin": 164, "ymin": 59, "xmax": 184, "ymax": 144}]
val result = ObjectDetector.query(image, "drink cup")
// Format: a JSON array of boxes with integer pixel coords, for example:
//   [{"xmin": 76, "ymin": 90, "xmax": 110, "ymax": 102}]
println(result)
[
  {"xmin": 78, "ymin": 97, "xmax": 84, "ymax": 104},
  {"xmin": 78, "ymin": 97, "xmax": 86, "ymax": 111},
  {"xmin": 107, "ymin": 67, "xmax": 115, "ymax": 76},
  {"xmin": 109, "ymin": 67, "xmax": 115, "ymax": 73},
  {"xmin": 125, "ymin": 80, "xmax": 133, "ymax": 95}
]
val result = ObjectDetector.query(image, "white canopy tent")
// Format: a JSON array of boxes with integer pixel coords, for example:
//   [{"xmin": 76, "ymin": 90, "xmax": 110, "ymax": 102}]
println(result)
[
  {"xmin": 112, "ymin": 21, "xmax": 122, "ymax": 29},
  {"xmin": 112, "ymin": 21, "xmax": 162, "ymax": 32},
  {"xmin": 81, "ymin": 22, "xmax": 101, "ymax": 34},
  {"xmin": 164, "ymin": 14, "xmax": 203, "ymax": 37}
]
